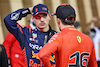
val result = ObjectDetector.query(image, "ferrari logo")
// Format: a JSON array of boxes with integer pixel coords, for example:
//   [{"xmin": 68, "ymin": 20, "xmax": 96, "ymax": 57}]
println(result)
[{"xmin": 77, "ymin": 36, "xmax": 81, "ymax": 43}]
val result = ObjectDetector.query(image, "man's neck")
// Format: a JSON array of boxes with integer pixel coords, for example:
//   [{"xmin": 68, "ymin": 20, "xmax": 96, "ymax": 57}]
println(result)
[{"xmin": 61, "ymin": 25, "xmax": 74, "ymax": 30}]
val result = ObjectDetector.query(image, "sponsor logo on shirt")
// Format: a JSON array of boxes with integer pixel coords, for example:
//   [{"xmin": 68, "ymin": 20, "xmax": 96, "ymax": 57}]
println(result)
[
  {"xmin": 32, "ymin": 33, "xmax": 37, "ymax": 38},
  {"xmin": 22, "ymin": 10, "xmax": 29, "ymax": 14},
  {"xmin": 29, "ymin": 59, "xmax": 42, "ymax": 67},
  {"xmin": 29, "ymin": 51, "xmax": 56, "ymax": 67},
  {"xmin": 11, "ymin": 12, "xmax": 20, "ymax": 20},
  {"xmin": 48, "ymin": 34, "xmax": 58, "ymax": 43},
  {"xmin": 15, "ymin": 54, "xmax": 19, "ymax": 58},
  {"xmin": 32, "ymin": 51, "xmax": 55, "ymax": 62},
  {"xmin": 29, "ymin": 59, "xmax": 56, "ymax": 67},
  {"xmin": 69, "ymin": 28, "xmax": 76, "ymax": 30},
  {"xmin": 77, "ymin": 36, "xmax": 81, "ymax": 43},
  {"xmin": 29, "ymin": 38, "xmax": 38, "ymax": 43},
  {"xmin": 29, "ymin": 43, "xmax": 42, "ymax": 50}
]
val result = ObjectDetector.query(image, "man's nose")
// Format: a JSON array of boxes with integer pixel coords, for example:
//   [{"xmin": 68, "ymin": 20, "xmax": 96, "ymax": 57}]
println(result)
[{"xmin": 40, "ymin": 17, "xmax": 44, "ymax": 21}]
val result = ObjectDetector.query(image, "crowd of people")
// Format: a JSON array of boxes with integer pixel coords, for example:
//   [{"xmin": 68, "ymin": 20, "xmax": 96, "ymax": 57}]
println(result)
[{"xmin": 0, "ymin": 3, "xmax": 99, "ymax": 67}]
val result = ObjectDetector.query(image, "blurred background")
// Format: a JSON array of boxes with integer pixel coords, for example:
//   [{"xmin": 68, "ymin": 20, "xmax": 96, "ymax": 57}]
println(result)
[{"xmin": 0, "ymin": 0, "xmax": 100, "ymax": 43}]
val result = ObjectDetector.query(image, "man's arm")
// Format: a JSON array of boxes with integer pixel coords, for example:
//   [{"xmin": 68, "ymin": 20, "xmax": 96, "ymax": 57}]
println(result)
[
  {"xmin": 87, "ymin": 43, "xmax": 98, "ymax": 67},
  {"xmin": 39, "ymin": 34, "xmax": 60, "ymax": 67},
  {"xmin": 3, "ymin": 32, "xmax": 17, "ymax": 66},
  {"xmin": 4, "ymin": 8, "xmax": 32, "ymax": 44},
  {"xmin": 3, "ymin": 32, "xmax": 16, "ymax": 58},
  {"xmin": 4, "ymin": 8, "xmax": 31, "ymax": 35}
]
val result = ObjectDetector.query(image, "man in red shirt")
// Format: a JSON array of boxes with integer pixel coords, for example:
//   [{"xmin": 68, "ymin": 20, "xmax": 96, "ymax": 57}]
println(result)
[
  {"xmin": 39, "ymin": 4, "xmax": 97, "ymax": 67},
  {"xmin": 3, "ymin": 18, "xmax": 35, "ymax": 67}
]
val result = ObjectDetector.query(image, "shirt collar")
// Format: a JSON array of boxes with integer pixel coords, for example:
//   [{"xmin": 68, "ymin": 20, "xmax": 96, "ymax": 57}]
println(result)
[{"xmin": 61, "ymin": 27, "xmax": 76, "ymax": 32}]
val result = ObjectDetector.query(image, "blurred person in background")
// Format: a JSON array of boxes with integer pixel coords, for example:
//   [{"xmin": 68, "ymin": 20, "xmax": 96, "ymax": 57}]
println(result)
[
  {"xmin": 89, "ymin": 17, "xmax": 100, "ymax": 67},
  {"xmin": 85, "ymin": 17, "xmax": 95, "ymax": 36},
  {"xmin": 0, "ymin": 44, "xmax": 8, "ymax": 67},
  {"xmin": 74, "ymin": 21, "xmax": 81, "ymax": 31},
  {"xmin": 74, "ymin": 21, "xmax": 81, "ymax": 28},
  {"xmin": 3, "ymin": 17, "xmax": 36, "ymax": 67}
]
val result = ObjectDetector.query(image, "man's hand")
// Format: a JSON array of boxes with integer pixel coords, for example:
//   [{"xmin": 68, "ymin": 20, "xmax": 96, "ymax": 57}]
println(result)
[{"xmin": 29, "ymin": 7, "xmax": 33, "ymax": 15}]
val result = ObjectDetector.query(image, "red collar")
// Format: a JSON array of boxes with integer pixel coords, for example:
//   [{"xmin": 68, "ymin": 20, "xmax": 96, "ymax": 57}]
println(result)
[{"xmin": 61, "ymin": 27, "xmax": 76, "ymax": 32}]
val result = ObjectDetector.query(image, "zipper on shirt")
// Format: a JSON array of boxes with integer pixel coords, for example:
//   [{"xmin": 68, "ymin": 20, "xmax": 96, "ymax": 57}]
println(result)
[{"xmin": 43, "ymin": 35, "xmax": 48, "ymax": 45}]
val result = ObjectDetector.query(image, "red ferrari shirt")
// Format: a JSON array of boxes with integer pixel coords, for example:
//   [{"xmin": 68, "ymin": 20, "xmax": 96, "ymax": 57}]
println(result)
[{"xmin": 39, "ymin": 27, "xmax": 97, "ymax": 67}]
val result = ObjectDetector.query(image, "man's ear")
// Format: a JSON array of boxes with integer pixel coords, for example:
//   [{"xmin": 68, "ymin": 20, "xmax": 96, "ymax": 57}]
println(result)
[
  {"xmin": 32, "ymin": 16, "xmax": 35, "ymax": 22},
  {"xmin": 49, "ymin": 14, "xmax": 51, "ymax": 20},
  {"xmin": 74, "ymin": 18, "xmax": 76, "ymax": 23},
  {"xmin": 57, "ymin": 18, "xmax": 61, "ymax": 24}
]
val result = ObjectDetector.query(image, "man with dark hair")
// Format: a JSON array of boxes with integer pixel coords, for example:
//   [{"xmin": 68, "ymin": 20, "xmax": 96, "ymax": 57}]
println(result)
[
  {"xmin": 4, "ymin": 3, "xmax": 57, "ymax": 67},
  {"xmin": 3, "ymin": 18, "xmax": 36, "ymax": 67},
  {"xmin": 39, "ymin": 4, "xmax": 97, "ymax": 67}
]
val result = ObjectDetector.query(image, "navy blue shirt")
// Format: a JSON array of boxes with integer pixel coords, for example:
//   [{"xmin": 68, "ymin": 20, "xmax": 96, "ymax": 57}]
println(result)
[{"xmin": 4, "ymin": 8, "xmax": 57, "ymax": 67}]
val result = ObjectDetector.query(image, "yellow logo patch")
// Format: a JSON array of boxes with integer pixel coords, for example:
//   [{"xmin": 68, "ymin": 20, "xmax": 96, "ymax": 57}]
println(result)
[
  {"xmin": 77, "ymin": 36, "xmax": 81, "ymax": 43},
  {"xmin": 32, "ymin": 51, "xmax": 55, "ymax": 62}
]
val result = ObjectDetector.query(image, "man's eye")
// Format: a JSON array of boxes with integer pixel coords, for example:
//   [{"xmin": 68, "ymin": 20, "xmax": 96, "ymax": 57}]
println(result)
[
  {"xmin": 36, "ymin": 16, "xmax": 41, "ymax": 19},
  {"xmin": 43, "ymin": 16, "xmax": 47, "ymax": 18}
]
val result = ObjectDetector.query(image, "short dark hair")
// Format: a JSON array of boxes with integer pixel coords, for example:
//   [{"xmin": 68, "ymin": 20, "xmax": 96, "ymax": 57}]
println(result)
[
  {"xmin": 60, "ymin": 15, "xmax": 75, "ymax": 25},
  {"xmin": 56, "ymin": 5, "xmax": 76, "ymax": 25}
]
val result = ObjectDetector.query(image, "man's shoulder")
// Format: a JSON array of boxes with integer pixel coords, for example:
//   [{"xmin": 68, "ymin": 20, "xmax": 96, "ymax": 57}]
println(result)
[{"xmin": 51, "ymin": 29, "xmax": 58, "ymax": 34}]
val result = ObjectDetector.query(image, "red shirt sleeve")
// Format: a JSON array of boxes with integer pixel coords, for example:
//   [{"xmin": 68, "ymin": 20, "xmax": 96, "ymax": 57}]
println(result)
[
  {"xmin": 87, "ymin": 42, "xmax": 98, "ymax": 67},
  {"xmin": 39, "ymin": 34, "xmax": 60, "ymax": 67},
  {"xmin": 3, "ymin": 32, "xmax": 16, "ymax": 58}
]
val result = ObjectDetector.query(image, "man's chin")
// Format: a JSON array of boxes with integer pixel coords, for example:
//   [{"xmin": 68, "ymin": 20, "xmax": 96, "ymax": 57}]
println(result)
[
  {"xmin": 37, "ymin": 26, "xmax": 44, "ymax": 29},
  {"xmin": 39, "ymin": 26, "xmax": 45, "ymax": 29}
]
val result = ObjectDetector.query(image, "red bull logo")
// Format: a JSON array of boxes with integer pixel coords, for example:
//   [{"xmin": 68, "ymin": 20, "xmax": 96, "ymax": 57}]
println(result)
[
  {"xmin": 29, "ymin": 59, "xmax": 56, "ymax": 67},
  {"xmin": 32, "ymin": 51, "xmax": 55, "ymax": 62},
  {"xmin": 32, "ymin": 51, "xmax": 39, "ymax": 59},
  {"xmin": 49, "ymin": 55, "xmax": 55, "ymax": 62},
  {"xmin": 29, "ymin": 59, "xmax": 42, "ymax": 67}
]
